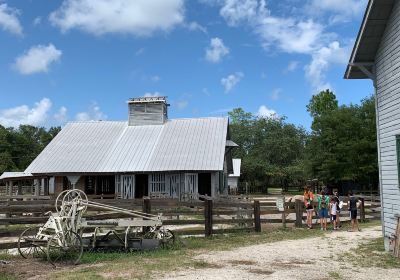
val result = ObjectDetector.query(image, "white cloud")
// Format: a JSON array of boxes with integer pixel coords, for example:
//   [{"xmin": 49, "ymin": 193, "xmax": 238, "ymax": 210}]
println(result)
[
  {"xmin": 208, "ymin": 0, "xmax": 352, "ymax": 90},
  {"xmin": 54, "ymin": 106, "xmax": 68, "ymax": 123},
  {"xmin": 257, "ymin": 105, "xmax": 277, "ymax": 118},
  {"xmin": 0, "ymin": 98, "xmax": 52, "ymax": 127},
  {"xmin": 285, "ymin": 61, "xmax": 299, "ymax": 73},
  {"xmin": 221, "ymin": 72, "xmax": 243, "ymax": 93},
  {"xmin": 270, "ymin": 88, "xmax": 282, "ymax": 101},
  {"xmin": 150, "ymin": 75, "xmax": 161, "ymax": 82},
  {"xmin": 307, "ymin": 0, "xmax": 366, "ymax": 23},
  {"xmin": 33, "ymin": 17, "xmax": 42, "ymax": 26},
  {"xmin": 75, "ymin": 103, "xmax": 107, "ymax": 121},
  {"xmin": 205, "ymin": 37, "xmax": 229, "ymax": 63},
  {"xmin": 13, "ymin": 44, "xmax": 62, "ymax": 75},
  {"xmin": 50, "ymin": 0, "xmax": 185, "ymax": 36},
  {"xmin": 0, "ymin": 3, "xmax": 23, "ymax": 35},
  {"xmin": 305, "ymin": 41, "xmax": 351, "ymax": 92},
  {"xmin": 143, "ymin": 92, "xmax": 161, "ymax": 97},
  {"xmin": 186, "ymin": 21, "xmax": 207, "ymax": 33}
]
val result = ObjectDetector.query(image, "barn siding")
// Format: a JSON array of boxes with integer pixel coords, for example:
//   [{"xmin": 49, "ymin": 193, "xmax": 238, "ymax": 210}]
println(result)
[{"xmin": 375, "ymin": 0, "xmax": 400, "ymax": 250}]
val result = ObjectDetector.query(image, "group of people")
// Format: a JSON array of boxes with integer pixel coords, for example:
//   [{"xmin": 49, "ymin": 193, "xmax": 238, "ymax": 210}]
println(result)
[{"xmin": 303, "ymin": 187, "xmax": 361, "ymax": 232}]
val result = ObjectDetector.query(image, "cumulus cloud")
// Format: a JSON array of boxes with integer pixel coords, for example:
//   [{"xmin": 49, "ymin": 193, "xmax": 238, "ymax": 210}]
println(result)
[
  {"xmin": 49, "ymin": 0, "xmax": 184, "ymax": 36},
  {"xmin": 221, "ymin": 72, "xmax": 243, "ymax": 93},
  {"xmin": 0, "ymin": 3, "xmax": 23, "ymax": 35},
  {"xmin": 307, "ymin": 0, "xmax": 366, "ymax": 24},
  {"xmin": 205, "ymin": 37, "xmax": 229, "ymax": 63},
  {"xmin": 75, "ymin": 103, "xmax": 107, "ymax": 121},
  {"xmin": 206, "ymin": 0, "xmax": 352, "ymax": 90},
  {"xmin": 305, "ymin": 41, "xmax": 351, "ymax": 92},
  {"xmin": 257, "ymin": 105, "xmax": 277, "ymax": 118},
  {"xmin": 0, "ymin": 98, "xmax": 52, "ymax": 127},
  {"xmin": 13, "ymin": 44, "xmax": 62, "ymax": 75}
]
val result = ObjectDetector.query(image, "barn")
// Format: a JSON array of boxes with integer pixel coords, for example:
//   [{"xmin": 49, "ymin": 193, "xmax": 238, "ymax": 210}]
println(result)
[
  {"xmin": 1, "ymin": 96, "xmax": 238, "ymax": 201},
  {"xmin": 345, "ymin": 0, "xmax": 399, "ymax": 250},
  {"xmin": 228, "ymin": 159, "xmax": 241, "ymax": 194}
]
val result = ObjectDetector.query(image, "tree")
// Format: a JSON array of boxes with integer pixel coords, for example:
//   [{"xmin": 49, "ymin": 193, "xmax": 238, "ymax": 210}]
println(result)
[{"xmin": 306, "ymin": 89, "xmax": 338, "ymax": 118}]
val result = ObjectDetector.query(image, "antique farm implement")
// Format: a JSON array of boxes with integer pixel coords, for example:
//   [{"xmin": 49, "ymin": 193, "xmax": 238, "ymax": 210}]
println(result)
[{"xmin": 17, "ymin": 189, "xmax": 174, "ymax": 266}]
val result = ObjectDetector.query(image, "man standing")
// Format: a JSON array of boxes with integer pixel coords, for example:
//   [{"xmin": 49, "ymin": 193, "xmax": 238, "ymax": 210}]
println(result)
[
  {"xmin": 318, "ymin": 191, "xmax": 330, "ymax": 231},
  {"xmin": 304, "ymin": 186, "xmax": 314, "ymax": 229},
  {"xmin": 348, "ymin": 191, "xmax": 361, "ymax": 232}
]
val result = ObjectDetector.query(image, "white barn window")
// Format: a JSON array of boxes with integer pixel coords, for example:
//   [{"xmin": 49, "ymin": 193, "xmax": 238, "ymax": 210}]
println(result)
[{"xmin": 150, "ymin": 173, "xmax": 166, "ymax": 194}]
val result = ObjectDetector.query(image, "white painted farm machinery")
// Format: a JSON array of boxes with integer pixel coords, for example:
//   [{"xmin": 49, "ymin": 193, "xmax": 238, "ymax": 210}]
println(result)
[{"xmin": 17, "ymin": 189, "xmax": 174, "ymax": 266}]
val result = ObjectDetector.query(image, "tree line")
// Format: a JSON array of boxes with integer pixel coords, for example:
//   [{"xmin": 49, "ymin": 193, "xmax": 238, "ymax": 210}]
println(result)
[
  {"xmin": 0, "ymin": 125, "xmax": 61, "ymax": 173},
  {"xmin": 229, "ymin": 90, "xmax": 378, "ymax": 191}
]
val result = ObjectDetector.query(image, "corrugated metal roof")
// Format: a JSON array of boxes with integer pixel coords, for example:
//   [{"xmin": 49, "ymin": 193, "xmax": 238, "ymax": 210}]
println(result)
[
  {"xmin": 0, "ymin": 172, "xmax": 33, "ymax": 181},
  {"xmin": 25, "ymin": 117, "xmax": 229, "ymax": 174},
  {"xmin": 345, "ymin": 0, "xmax": 394, "ymax": 79},
  {"xmin": 229, "ymin": 159, "xmax": 241, "ymax": 178}
]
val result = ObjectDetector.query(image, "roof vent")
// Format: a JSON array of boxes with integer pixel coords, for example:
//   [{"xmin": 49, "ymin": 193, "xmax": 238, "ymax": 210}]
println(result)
[{"xmin": 128, "ymin": 96, "xmax": 169, "ymax": 126}]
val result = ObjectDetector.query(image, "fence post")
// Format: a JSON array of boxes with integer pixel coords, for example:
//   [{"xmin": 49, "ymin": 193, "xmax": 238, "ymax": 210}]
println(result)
[
  {"xmin": 295, "ymin": 199, "xmax": 303, "ymax": 228},
  {"xmin": 142, "ymin": 197, "xmax": 151, "ymax": 233},
  {"xmin": 282, "ymin": 203, "xmax": 287, "ymax": 228},
  {"xmin": 360, "ymin": 197, "xmax": 365, "ymax": 223},
  {"xmin": 254, "ymin": 200, "xmax": 261, "ymax": 232},
  {"xmin": 204, "ymin": 198, "xmax": 213, "ymax": 237}
]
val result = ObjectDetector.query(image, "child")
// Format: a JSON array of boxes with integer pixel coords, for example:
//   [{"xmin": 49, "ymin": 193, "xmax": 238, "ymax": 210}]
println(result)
[
  {"xmin": 303, "ymin": 187, "xmax": 314, "ymax": 229},
  {"xmin": 330, "ymin": 197, "xmax": 338, "ymax": 230},
  {"xmin": 318, "ymin": 191, "xmax": 330, "ymax": 231}
]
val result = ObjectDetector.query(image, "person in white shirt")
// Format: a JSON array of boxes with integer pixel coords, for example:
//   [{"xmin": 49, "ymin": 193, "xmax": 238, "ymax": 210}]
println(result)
[{"xmin": 330, "ymin": 196, "xmax": 339, "ymax": 230}]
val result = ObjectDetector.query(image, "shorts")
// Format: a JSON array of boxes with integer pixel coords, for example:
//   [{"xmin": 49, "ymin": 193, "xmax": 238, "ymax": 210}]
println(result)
[
  {"xmin": 331, "ymin": 214, "xmax": 337, "ymax": 221},
  {"xmin": 319, "ymin": 208, "xmax": 328, "ymax": 218},
  {"xmin": 350, "ymin": 210, "xmax": 357, "ymax": 220},
  {"xmin": 306, "ymin": 204, "xmax": 313, "ymax": 210}
]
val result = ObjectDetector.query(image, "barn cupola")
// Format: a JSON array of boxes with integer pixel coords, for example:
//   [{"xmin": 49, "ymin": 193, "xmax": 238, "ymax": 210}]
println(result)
[{"xmin": 128, "ymin": 96, "xmax": 169, "ymax": 126}]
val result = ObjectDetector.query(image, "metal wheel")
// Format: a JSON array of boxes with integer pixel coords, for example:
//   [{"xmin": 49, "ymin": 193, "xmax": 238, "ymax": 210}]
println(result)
[
  {"xmin": 55, "ymin": 190, "xmax": 70, "ymax": 215},
  {"xmin": 157, "ymin": 228, "xmax": 175, "ymax": 248},
  {"xmin": 56, "ymin": 189, "xmax": 88, "ymax": 216},
  {"xmin": 18, "ymin": 226, "xmax": 46, "ymax": 259},
  {"xmin": 47, "ymin": 231, "xmax": 83, "ymax": 266}
]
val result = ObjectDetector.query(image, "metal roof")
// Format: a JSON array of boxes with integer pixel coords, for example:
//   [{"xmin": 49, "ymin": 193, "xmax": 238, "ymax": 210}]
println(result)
[
  {"xmin": 229, "ymin": 159, "xmax": 241, "ymax": 178},
  {"xmin": 0, "ymin": 172, "xmax": 33, "ymax": 181},
  {"xmin": 345, "ymin": 0, "xmax": 395, "ymax": 79},
  {"xmin": 25, "ymin": 117, "xmax": 229, "ymax": 174}
]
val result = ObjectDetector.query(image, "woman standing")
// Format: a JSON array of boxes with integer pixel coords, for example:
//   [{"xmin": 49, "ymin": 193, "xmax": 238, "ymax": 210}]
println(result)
[{"xmin": 304, "ymin": 187, "xmax": 314, "ymax": 229}]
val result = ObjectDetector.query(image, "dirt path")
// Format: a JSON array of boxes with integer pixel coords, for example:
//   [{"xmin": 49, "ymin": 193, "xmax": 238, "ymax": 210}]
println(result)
[{"xmin": 162, "ymin": 226, "xmax": 399, "ymax": 280}]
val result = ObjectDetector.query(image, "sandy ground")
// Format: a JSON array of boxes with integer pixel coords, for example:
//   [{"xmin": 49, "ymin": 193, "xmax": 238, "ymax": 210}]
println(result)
[{"xmin": 162, "ymin": 226, "xmax": 399, "ymax": 280}]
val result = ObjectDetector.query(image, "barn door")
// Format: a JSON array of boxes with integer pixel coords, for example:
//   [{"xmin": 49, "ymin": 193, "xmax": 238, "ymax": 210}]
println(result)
[
  {"xmin": 121, "ymin": 175, "xmax": 135, "ymax": 199},
  {"xmin": 168, "ymin": 174, "xmax": 180, "ymax": 199},
  {"xmin": 183, "ymin": 173, "xmax": 198, "ymax": 200}
]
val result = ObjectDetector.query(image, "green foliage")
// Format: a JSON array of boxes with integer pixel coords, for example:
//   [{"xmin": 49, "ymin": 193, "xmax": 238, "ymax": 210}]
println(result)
[
  {"xmin": 228, "ymin": 108, "xmax": 307, "ymax": 190},
  {"xmin": 0, "ymin": 124, "xmax": 61, "ymax": 173},
  {"xmin": 306, "ymin": 92, "xmax": 378, "ymax": 186},
  {"xmin": 306, "ymin": 89, "xmax": 338, "ymax": 118}
]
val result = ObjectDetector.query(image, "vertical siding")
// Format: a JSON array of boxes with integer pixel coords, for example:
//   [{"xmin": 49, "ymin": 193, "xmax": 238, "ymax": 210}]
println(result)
[{"xmin": 375, "ymin": 0, "xmax": 400, "ymax": 249}]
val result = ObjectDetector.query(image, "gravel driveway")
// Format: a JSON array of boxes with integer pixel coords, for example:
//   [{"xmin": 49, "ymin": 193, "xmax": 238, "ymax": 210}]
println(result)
[{"xmin": 162, "ymin": 226, "xmax": 399, "ymax": 280}]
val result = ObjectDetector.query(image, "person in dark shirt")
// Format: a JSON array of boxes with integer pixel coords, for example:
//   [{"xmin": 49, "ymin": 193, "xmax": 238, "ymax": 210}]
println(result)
[{"xmin": 348, "ymin": 191, "xmax": 361, "ymax": 232}]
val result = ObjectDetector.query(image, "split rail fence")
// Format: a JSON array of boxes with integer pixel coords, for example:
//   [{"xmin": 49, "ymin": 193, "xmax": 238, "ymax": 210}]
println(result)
[{"xmin": 0, "ymin": 195, "xmax": 381, "ymax": 250}]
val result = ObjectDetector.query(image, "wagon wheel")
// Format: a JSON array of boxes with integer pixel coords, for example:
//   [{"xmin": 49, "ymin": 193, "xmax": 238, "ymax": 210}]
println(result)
[
  {"xmin": 56, "ymin": 189, "xmax": 88, "ymax": 216},
  {"xmin": 157, "ymin": 228, "xmax": 175, "ymax": 248},
  {"xmin": 47, "ymin": 231, "xmax": 83, "ymax": 266},
  {"xmin": 18, "ymin": 226, "xmax": 46, "ymax": 259},
  {"xmin": 55, "ymin": 190, "xmax": 70, "ymax": 215}
]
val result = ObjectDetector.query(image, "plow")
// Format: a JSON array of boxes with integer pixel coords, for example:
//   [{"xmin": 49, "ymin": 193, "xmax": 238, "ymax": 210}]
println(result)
[{"xmin": 17, "ymin": 190, "xmax": 174, "ymax": 266}]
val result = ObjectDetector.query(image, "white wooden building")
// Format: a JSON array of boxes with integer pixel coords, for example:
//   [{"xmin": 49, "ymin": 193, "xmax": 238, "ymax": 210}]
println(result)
[
  {"xmin": 1, "ymin": 97, "xmax": 237, "ymax": 200},
  {"xmin": 345, "ymin": 0, "xmax": 398, "ymax": 250}
]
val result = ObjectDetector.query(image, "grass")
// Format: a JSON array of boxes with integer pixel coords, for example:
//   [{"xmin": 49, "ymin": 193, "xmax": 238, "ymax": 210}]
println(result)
[
  {"xmin": 341, "ymin": 236, "xmax": 400, "ymax": 269},
  {"xmin": 51, "ymin": 226, "xmax": 327, "ymax": 280},
  {"xmin": 0, "ymin": 273, "xmax": 17, "ymax": 280},
  {"xmin": 328, "ymin": 271, "xmax": 342, "ymax": 279}
]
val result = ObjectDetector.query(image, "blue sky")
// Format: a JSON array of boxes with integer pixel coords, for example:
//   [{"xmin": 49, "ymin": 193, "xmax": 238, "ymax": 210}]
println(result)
[{"xmin": 0, "ymin": 0, "xmax": 373, "ymax": 129}]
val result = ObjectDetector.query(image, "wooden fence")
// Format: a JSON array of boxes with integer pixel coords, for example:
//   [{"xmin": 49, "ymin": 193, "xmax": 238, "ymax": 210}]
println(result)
[{"xmin": 0, "ymin": 195, "xmax": 381, "ymax": 249}]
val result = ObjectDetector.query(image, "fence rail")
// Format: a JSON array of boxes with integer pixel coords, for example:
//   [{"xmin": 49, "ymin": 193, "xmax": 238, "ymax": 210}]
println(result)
[{"xmin": 0, "ymin": 195, "xmax": 381, "ymax": 250}]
